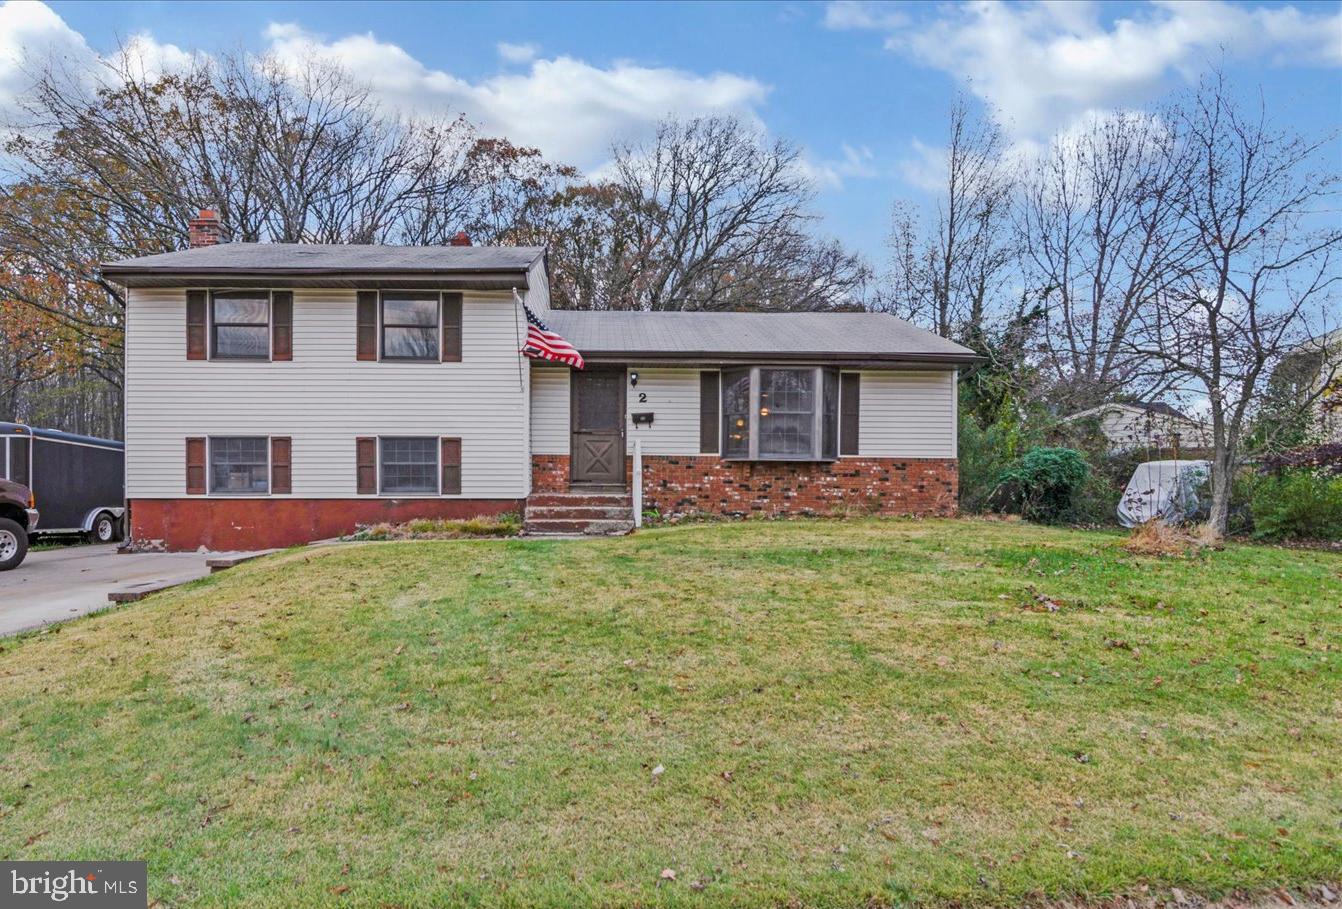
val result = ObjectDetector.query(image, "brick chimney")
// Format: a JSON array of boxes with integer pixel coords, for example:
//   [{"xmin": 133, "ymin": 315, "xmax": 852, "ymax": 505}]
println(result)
[
  {"xmin": 188, "ymin": 209, "xmax": 222, "ymax": 248},
  {"xmin": 449, "ymin": 231, "xmax": 472, "ymax": 247}
]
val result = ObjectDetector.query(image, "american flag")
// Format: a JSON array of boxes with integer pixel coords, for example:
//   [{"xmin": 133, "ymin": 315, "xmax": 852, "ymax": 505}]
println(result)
[{"xmin": 520, "ymin": 300, "xmax": 585, "ymax": 369}]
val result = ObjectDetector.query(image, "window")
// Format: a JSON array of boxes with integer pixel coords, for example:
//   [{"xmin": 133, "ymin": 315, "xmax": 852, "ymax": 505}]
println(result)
[
  {"xmin": 380, "ymin": 437, "xmax": 438, "ymax": 494},
  {"xmin": 381, "ymin": 292, "xmax": 439, "ymax": 361},
  {"xmin": 211, "ymin": 291, "xmax": 270, "ymax": 359},
  {"xmin": 719, "ymin": 366, "xmax": 840, "ymax": 461},
  {"xmin": 722, "ymin": 368, "xmax": 751, "ymax": 458},
  {"xmin": 209, "ymin": 437, "xmax": 269, "ymax": 494}
]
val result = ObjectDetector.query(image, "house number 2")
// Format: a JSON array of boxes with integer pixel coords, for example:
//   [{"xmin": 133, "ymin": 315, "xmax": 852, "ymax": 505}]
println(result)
[{"xmin": 637, "ymin": 392, "xmax": 647, "ymax": 403}]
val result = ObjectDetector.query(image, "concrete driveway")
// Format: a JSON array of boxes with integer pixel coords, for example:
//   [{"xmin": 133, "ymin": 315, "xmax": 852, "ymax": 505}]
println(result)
[{"xmin": 0, "ymin": 545, "xmax": 254, "ymax": 636}]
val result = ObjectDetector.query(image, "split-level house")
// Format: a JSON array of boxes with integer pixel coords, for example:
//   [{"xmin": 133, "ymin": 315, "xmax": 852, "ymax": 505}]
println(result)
[{"xmin": 103, "ymin": 211, "xmax": 976, "ymax": 551}]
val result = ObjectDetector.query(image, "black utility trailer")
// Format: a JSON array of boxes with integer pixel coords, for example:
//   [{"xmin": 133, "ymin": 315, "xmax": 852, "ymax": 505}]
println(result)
[{"xmin": 0, "ymin": 422, "xmax": 125, "ymax": 542}]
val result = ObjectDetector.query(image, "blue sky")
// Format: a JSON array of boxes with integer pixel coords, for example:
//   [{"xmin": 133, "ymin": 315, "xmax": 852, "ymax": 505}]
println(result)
[{"xmin": 4, "ymin": 0, "xmax": 1340, "ymax": 265}]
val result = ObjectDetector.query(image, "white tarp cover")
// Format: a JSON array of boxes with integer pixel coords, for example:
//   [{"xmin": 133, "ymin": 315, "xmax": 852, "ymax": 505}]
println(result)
[{"xmin": 1118, "ymin": 460, "xmax": 1212, "ymax": 528}]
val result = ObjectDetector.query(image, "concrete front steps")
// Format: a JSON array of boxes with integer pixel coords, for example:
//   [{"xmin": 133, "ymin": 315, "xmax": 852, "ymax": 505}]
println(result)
[{"xmin": 524, "ymin": 490, "xmax": 635, "ymax": 536}]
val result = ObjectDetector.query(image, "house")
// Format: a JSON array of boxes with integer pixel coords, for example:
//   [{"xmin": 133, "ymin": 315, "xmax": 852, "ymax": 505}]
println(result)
[
  {"xmin": 102, "ymin": 211, "xmax": 977, "ymax": 551},
  {"xmin": 1060, "ymin": 401, "xmax": 1211, "ymax": 454},
  {"xmin": 1273, "ymin": 328, "xmax": 1342, "ymax": 443}
]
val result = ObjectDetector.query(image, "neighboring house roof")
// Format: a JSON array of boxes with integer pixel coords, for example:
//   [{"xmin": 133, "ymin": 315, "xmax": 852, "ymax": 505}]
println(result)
[
  {"xmin": 1063, "ymin": 401, "xmax": 1196, "ymax": 423},
  {"xmin": 545, "ymin": 310, "xmax": 979, "ymax": 366},
  {"xmin": 102, "ymin": 243, "xmax": 546, "ymax": 289}
]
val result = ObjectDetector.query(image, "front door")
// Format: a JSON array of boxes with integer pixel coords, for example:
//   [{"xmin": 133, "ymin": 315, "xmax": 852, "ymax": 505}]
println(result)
[{"xmin": 570, "ymin": 368, "xmax": 625, "ymax": 486}]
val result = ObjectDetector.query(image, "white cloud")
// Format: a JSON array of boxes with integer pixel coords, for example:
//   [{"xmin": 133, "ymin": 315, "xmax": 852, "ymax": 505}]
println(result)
[
  {"xmin": 110, "ymin": 32, "xmax": 198, "ymax": 83},
  {"xmin": 896, "ymin": 139, "xmax": 947, "ymax": 194},
  {"xmin": 496, "ymin": 41, "xmax": 538, "ymax": 65},
  {"xmin": 832, "ymin": 0, "xmax": 1342, "ymax": 139},
  {"xmin": 799, "ymin": 143, "xmax": 882, "ymax": 189},
  {"xmin": 822, "ymin": 1, "xmax": 906, "ymax": 31},
  {"xmin": 0, "ymin": 0, "xmax": 92, "ymax": 116},
  {"xmin": 0, "ymin": 0, "xmax": 196, "ymax": 137},
  {"xmin": 262, "ymin": 22, "xmax": 770, "ymax": 169}
]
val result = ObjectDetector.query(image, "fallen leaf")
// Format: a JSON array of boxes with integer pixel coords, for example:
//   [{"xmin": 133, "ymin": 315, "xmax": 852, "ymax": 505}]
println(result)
[
  {"xmin": 660, "ymin": 868, "xmax": 676, "ymax": 881},
  {"xmin": 330, "ymin": 884, "xmax": 351, "ymax": 895}
]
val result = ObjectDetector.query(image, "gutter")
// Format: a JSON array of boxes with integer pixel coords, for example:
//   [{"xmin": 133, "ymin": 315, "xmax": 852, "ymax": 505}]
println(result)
[{"xmin": 579, "ymin": 350, "xmax": 983, "ymax": 368}]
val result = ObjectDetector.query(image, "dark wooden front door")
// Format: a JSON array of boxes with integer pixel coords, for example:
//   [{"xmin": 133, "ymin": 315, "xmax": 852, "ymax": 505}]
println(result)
[{"xmin": 571, "ymin": 368, "xmax": 625, "ymax": 486}]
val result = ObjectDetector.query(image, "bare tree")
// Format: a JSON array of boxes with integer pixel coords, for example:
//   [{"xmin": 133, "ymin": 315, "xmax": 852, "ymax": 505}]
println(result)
[
  {"xmin": 1019, "ymin": 109, "xmax": 1191, "ymax": 411},
  {"xmin": 595, "ymin": 116, "xmax": 868, "ymax": 311},
  {"xmin": 884, "ymin": 95, "xmax": 1016, "ymax": 343},
  {"xmin": 1130, "ymin": 74, "xmax": 1341, "ymax": 534},
  {"xmin": 0, "ymin": 47, "xmax": 577, "ymax": 434}
]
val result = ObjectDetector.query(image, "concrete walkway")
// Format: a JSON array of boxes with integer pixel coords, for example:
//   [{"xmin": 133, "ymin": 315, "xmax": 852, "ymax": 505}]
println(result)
[{"xmin": 0, "ymin": 544, "xmax": 261, "ymax": 636}]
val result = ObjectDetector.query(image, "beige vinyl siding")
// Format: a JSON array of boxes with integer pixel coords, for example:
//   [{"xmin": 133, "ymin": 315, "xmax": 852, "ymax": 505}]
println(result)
[
  {"xmin": 525, "ymin": 257, "xmax": 551, "ymax": 314},
  {"xmin": 856, "ymin": 370, "xmax": 957, "ymax": 458},
  {"xmin": 125, "ymin": 287, "xmax": 531, "ymax": 498},
  {"xmin": 529, "ymin": 366, "xmax": 569, "ymax": 455},
  {"xmin": 625, "ymin": 367, "xmax": 701, "ymax": 455}
]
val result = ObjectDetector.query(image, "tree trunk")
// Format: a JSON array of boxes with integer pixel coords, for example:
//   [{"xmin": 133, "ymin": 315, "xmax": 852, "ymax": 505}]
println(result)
[{"xmin": 1206, "ymin": 449, "xmax": 1235, "ymax": 537}]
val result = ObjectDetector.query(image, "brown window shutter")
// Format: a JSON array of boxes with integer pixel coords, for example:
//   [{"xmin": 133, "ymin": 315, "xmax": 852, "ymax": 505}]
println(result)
[
  {"xmin": 270, "ymin": 437, "xmax": 292, "ymax": 494},
  {"xmin": 699, "ymin": 371, "xmax": 720, "ymax": 454},
  {"xmin": 839, "ymin": 373, "xmax": 860, "ymax": 456},
  {"xmin": 356, "ymin": 437, "xmax": 377, "ymax": 494},
  {"xmin": 186, "ymin": 437, "xmax": 207, "ymax": 494},
  {"xmin": 272, "ymin": 291, "xmax": 293, "ymax": 360},
  {"xmin": 186, "ymin": 291, "xmax": 207, "ymax": 360},
  {"xmin": 441, "ymin": 437, "xmax": 461, "ymax": 495},
  {"xmin": 356, "ymin": 291, "xmax": 378, "ymax": 361},
  {"xmin": 441, "ymin": 292, "xmax": 462, "ymax": 362}
]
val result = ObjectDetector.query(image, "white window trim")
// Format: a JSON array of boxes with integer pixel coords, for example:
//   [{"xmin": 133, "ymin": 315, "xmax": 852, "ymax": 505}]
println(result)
[
  {"xmin": 207, "ymin": 435, "xmax": 272, "ymax": 497},
  {"xmin": 376, "ymin": 435, "xmax": 443, "ymax": 497},
  {"xmin": 208, "ymin": 288, "xmax": 274, "ymax": 362}
]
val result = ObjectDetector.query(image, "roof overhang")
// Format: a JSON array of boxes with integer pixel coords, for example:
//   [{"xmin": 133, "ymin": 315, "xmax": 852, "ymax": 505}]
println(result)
[
  {"xmin": 99, "ymin": 268, "xmax": 531, "ymax": 291},
  {"xmin": 578, "ymin": 351, "xmax": 982, "ymax": 368}
]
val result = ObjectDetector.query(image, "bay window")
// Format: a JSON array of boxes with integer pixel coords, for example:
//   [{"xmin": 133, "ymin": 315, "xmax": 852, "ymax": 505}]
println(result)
[{"xmin": 720, "ymin": 366, "xmax": 840, "ymax": 461}]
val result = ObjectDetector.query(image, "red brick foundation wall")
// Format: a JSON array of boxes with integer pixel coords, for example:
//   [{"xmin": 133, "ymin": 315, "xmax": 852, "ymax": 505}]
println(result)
[
  {"xmin": 530, "ymin": 454, "xmax": 958, "ymax": 518},
  {"xmin": 130, "ymin": 498, "xmax": 523, "ymax": 551},
  {"xmin": 530, "ymin": 455, "xmax": 571, "ymax": 493}
]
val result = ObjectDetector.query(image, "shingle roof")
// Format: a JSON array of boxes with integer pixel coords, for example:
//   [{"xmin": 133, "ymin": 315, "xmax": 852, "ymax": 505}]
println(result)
[
  {"xmin": 102, "ymin": 243, "xmax": 544, "ymax": 276},
  {"xmin": 544, "ymin": 310, "xmax": 978, "ymax": 364}
]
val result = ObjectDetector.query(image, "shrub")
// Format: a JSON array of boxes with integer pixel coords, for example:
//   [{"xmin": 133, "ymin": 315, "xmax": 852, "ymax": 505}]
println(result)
[
  {"xmin": 1258, "ymin": 442, "xmax": 1342, "ymax": 476},
  {"xmin": 958, "ymin": 412, "xmax": 1049, "ymax": 514},
  {"xmin": 348, "ymin": 513, "xmax": 522, "ymax": 541},
  {"xmin": 994, "ymin": 447, "xmax": 1090, "ymax": 523},
  {"xmin": 1249, "ymin": 469, "xmax": 1342, "ymax": 541}
]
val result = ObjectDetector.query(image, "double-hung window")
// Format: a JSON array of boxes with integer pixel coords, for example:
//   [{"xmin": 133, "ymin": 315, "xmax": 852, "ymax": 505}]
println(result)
[
  {"xmin": 209, "ymin": 436, "xmax": 270, "ymax": 494},
  {"xmin": 211, "ymin": 291, "xmax": 271, "ymax": 359},
  {"xmin": 720, "ymin": 366, "xmax": 840, "ymax": 461},
  {"xmin": 381, "ymin": 293, "xmax": 440, "ymax": 361},
  {"xmin": 379, "ymin": 437, "xmax": 439, "ymax": 494}
]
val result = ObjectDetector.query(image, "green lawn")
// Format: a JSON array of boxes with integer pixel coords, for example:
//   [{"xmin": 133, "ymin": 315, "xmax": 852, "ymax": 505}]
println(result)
[{"xmin": 0, "ymin": 519, "xmax": 1338, "ymax": 908}]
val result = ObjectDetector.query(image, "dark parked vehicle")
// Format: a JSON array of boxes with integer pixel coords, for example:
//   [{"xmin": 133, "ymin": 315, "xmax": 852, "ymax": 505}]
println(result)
[
  {"xmin": 0, "ymin": 423, "xmax": 124, "ymax": 543},
  {"xmin": 0, "ymin": 476, "xmax": 38, "ymax": 570}
]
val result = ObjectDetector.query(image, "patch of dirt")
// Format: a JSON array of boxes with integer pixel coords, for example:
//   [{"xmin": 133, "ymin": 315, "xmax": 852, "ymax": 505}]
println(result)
[{"xmin": 1023, "ymin": 881, "xmax": 1340, "ymax": 909}]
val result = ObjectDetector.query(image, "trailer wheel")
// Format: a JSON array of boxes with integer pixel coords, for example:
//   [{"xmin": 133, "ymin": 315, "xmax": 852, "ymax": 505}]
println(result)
[
  {"xmin": 90, "ymin": 511, "xmax": 120, "ymax": 544},
  {"xmin": 0, "ymin": 517, "xmax": 28, "ymax": 571}
]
